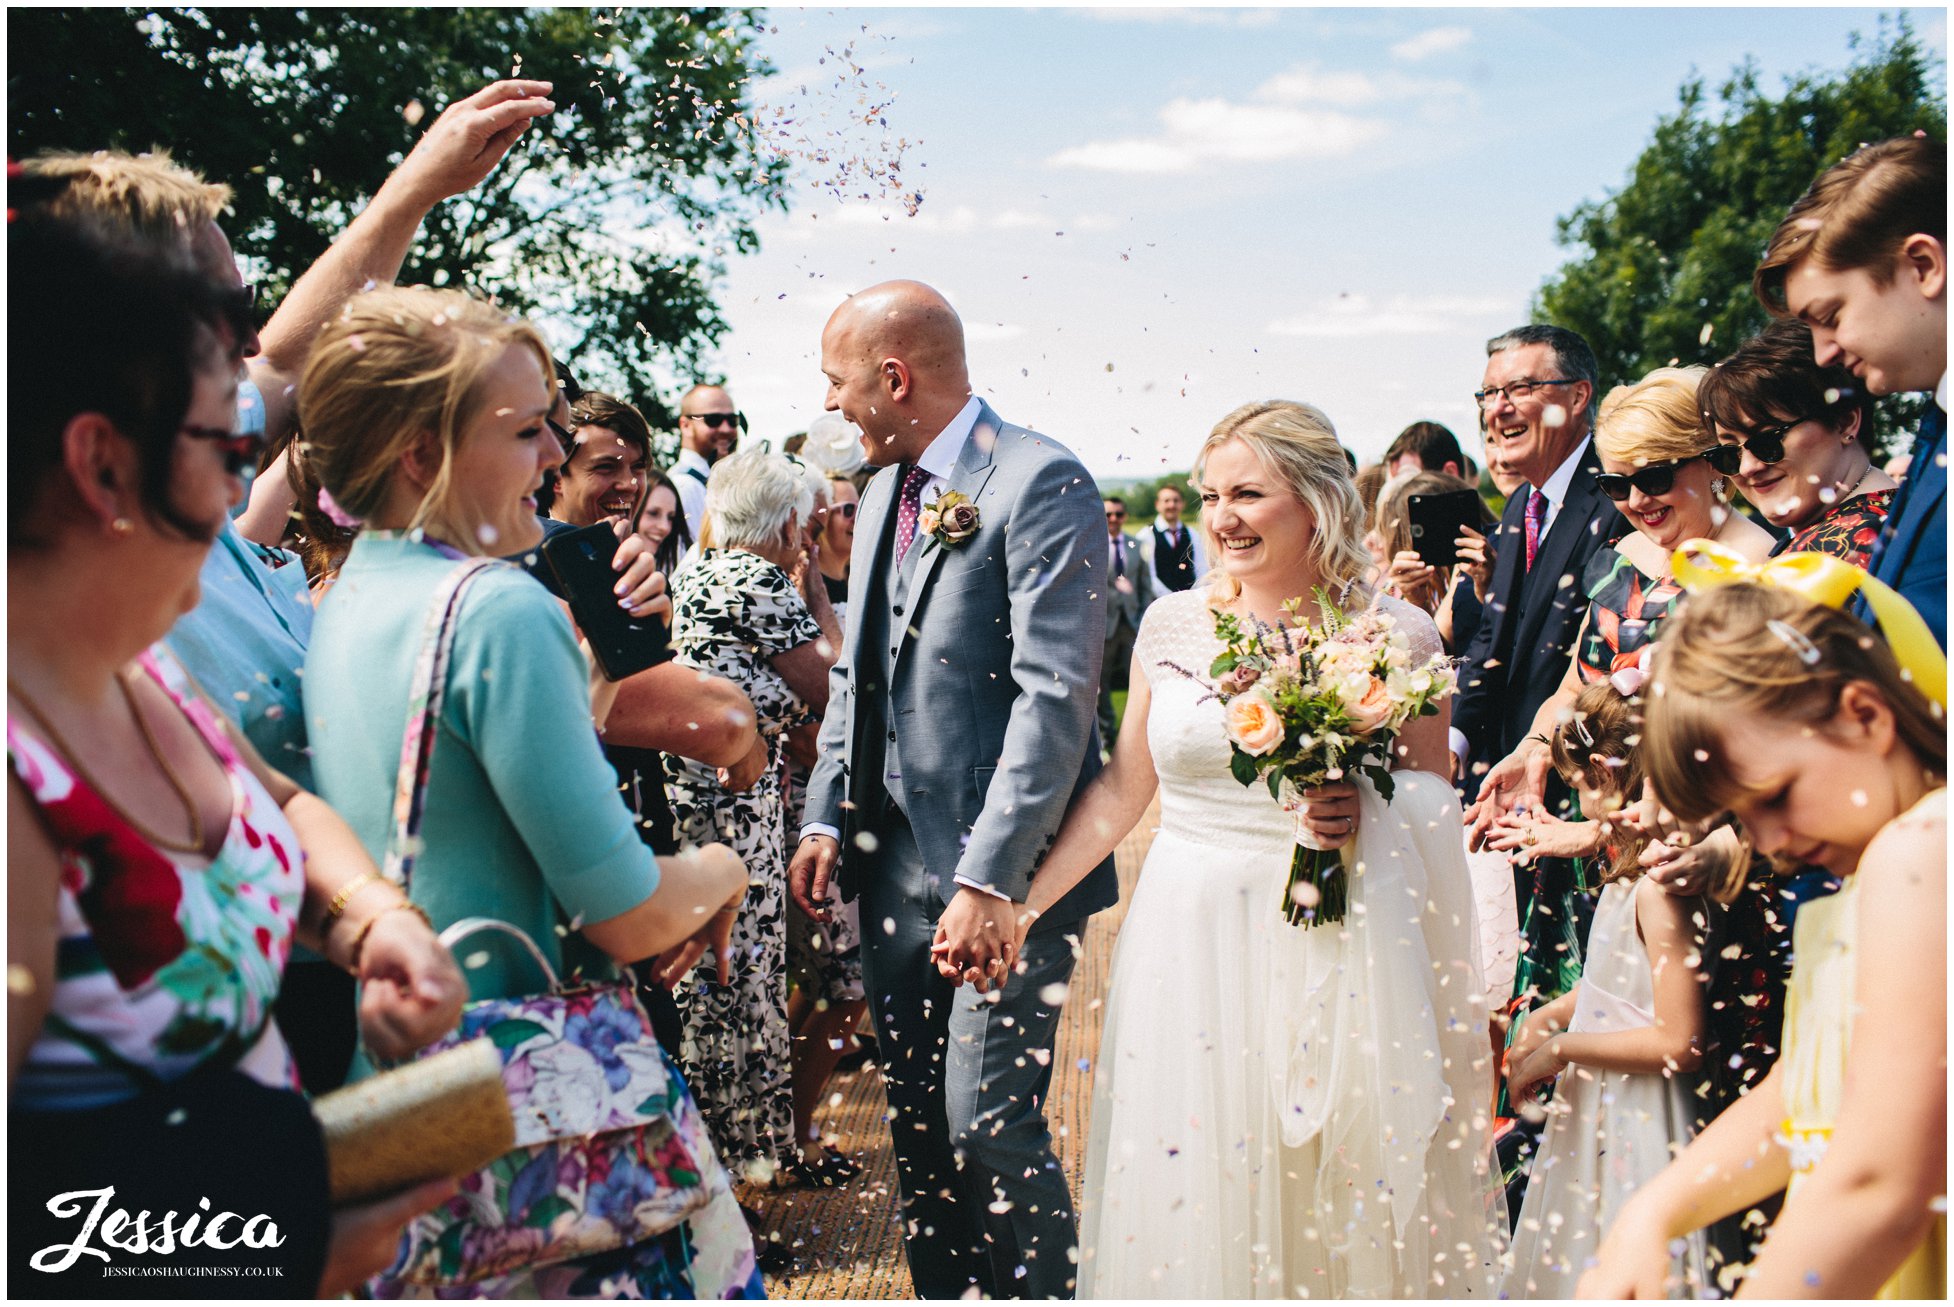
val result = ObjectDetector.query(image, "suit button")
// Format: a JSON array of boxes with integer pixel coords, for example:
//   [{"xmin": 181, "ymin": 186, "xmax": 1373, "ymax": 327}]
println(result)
[
  {"xmin": 890, "ymin": 647, "xmax": 899, "ymax": 658},
  {"xmin": 893, "ymin": 604, "xmax": 904, "ymax": 616},
  {"xmin": 888, "ymin": 730, "xmax": 897, "ymax": 742}
]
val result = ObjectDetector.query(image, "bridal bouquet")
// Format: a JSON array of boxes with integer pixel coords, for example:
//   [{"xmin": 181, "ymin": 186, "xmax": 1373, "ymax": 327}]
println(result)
[{"xmin": 1207, "ymin": 593, "xmax": 1455, "ymax": 926}]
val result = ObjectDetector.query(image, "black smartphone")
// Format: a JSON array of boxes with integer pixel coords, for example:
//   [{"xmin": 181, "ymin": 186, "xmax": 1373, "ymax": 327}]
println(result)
[
  {"xmin": 541, "ymin": 523, "xmax": 675, "ymax": 681},
  {"xmin": 1406, "ymin": 489, "xmax": 1484, "ymax": 568}
]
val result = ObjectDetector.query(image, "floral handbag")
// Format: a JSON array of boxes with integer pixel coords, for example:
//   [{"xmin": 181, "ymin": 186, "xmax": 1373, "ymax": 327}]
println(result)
[{"xmin": 373, "ymin": 559, "xmax": 727, "ymax": 1286}]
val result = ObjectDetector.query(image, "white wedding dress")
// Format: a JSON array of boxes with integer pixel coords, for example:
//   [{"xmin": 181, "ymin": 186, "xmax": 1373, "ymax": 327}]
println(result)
[{"xmin": 1078, "ymin": 588, "xmax": 1507, "ymax": 1299}]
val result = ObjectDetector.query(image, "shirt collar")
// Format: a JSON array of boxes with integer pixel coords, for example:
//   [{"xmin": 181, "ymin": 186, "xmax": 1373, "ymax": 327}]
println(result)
[
  {"xmin": 1936, "ymin": 373, "xmax": 1947, "ymax": 414},
  {"xmin": 913, "ymin": 395, "xmax": 983, "ymax": 481},
  {"xmin": 675, "ymin": 446, "xmax": 711, "ymax": 475},
  {"xmin": 1536, "ymin": 434, "xmax": 1592, "ymax": 509}
]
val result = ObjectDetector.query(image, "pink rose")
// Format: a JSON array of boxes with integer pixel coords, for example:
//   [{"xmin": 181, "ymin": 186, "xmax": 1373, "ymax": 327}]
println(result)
[
  {"xmin": 941, "ymin": 501, "xmax": 980, "ymax": 542},
  {"xmin": 1343, "ymin": 675, "xmax": 1394, "ymax": 734},
  {"xmin": 1220, "ymin": 663, "xmax": 1262, "ymax": 695},
  {"xmin": 1224, "ymin": 690, "xmax": 1285, "ymax": 756}
]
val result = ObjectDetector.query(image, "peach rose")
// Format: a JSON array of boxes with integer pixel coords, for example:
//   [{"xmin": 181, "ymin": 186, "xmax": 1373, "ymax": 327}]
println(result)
[
  {"xmin": 1343, "ymin": 675, "xmax": 1394, "ymax": 734},
  {"xmin": 1224, "ymin": 690, "xmax": 1285, "ymax": 756}
]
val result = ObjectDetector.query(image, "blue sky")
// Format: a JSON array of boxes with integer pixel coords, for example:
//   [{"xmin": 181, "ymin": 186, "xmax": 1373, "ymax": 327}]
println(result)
[{"xmin": 679, "ymin": 6, "xmax": 1947, "ymax": 479}]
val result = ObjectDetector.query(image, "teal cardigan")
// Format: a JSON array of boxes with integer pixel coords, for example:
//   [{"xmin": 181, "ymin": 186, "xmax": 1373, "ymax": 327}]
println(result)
[{"xmin": 305, "ymin": 533, "xmax": 659, "ymax": 1004}]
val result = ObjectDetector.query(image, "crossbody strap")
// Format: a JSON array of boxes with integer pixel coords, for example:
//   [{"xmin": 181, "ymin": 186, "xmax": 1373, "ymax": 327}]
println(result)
[{"xmin": 383, "ymin": 557, "xmax": 500, "ymax": 893}]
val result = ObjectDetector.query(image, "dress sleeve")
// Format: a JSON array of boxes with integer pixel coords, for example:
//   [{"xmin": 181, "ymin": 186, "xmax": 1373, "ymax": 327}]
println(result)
[
  {"xmin": 444, "ymin": 572, "xmax": 660, "ymax": 927},
  {"xmin": 1133, "ymin": 590, "xmax": 1209, "ymax": 688}
]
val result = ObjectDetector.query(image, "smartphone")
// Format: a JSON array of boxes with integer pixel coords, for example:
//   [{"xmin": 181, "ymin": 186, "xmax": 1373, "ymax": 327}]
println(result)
[
  {"xmin": 541, "ymin": 522, "xmax": 675, "ymax": 681},
  {"xmin": 1406, "ymin": 489, "xmax": 1484, "ymax": 569}
]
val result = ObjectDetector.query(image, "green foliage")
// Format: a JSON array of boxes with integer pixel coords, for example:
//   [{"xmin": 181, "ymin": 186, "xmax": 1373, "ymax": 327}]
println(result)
[
  {"xmin": 1103, "ymin": 469, "xmax": 1201, "ymax": 528},
  {"xmin": 8, "ymin": 7, "xmax": 790, "ymax": 414},
  {"xmin": 1534, "ymin": 16, "xmax": 1944, "ymax": 453}
]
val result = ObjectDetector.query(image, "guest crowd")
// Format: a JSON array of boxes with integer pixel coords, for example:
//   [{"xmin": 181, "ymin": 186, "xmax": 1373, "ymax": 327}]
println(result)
[{"xmin": 5, "ymin": 69, "xmax": 1944, "ymax": 1304}]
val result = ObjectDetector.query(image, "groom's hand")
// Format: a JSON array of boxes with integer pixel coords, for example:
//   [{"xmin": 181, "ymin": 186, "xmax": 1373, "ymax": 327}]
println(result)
[
  {"xmin": 931, "ymin": 887, "xmax": 1019, "ymax": 994},
  {"xmin": 788, "ymin": 834, "xmax": 840, "ymax": 922}
]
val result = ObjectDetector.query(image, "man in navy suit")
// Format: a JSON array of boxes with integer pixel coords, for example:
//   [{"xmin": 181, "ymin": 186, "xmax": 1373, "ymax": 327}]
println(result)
[{"xmin": 1756, "ymin": 134, "xmax": 1945, "ymax": 648}]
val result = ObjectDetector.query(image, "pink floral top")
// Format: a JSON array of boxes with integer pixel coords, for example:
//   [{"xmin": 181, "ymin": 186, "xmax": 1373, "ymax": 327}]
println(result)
[{"xmin": 9, "ymin": 644, "xmax": 303, "ymax": 1110}]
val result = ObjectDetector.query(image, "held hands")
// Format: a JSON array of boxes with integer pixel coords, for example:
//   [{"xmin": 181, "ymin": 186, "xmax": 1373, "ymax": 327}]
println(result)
[
  {"xmin": 788, "ymin": 834, "xmax": 841, "ymax": 923},
  {"xmin": 1467, "ymin": 738, "xmax": 1551, "ymax": 851},
  {"xmin": 1455, "ymin": 526, "xmax": 1495, "ymax": 602},
  {"xmin": 1505, "ymin": 1036, "xmax": 1567, "ymax": 1104},
  {"xmin": 391, "ymin": 80, "xmax": 556, "ymax": 209},
  {"xmin": 930, "ymin": 886, "xmax": 1022, "ymax": 994},
  {"xmin": 353, "ymin": 906, "xmax": 467, "ymax": 1063},
  {"xmin": 609, "ymin": 520, "xmax": 671, "ymax": 620},
  {"xmin": 1485, "ymin": 811, "xmax": 1601, "ymax": 863},
  {"xmin": 1292, "ymin": 780, "xmax": 1360, "ymax": 849}
]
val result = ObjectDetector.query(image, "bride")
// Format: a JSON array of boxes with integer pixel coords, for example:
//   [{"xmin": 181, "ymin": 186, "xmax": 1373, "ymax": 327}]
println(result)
[{"xmin": 1021, "ymin": 401, "xmax": 1505, "ymax": 1298}]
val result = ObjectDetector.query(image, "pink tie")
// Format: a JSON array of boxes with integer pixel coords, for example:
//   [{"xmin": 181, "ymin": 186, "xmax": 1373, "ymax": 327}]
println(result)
[
  {"xmin": 1524, "ymin": 489, "xmax": 1548, "ymax": 571},
  {"xmin": 894, "ymin": 465, "xmax": 931, "ymax": 564}
]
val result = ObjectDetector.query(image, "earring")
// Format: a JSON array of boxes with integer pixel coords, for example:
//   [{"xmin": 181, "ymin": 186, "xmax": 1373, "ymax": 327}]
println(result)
[
  {"xmin": 1710, "ymin": 476, "xmax": 1728, "ymax": 498},
  {"xmin": 111, "ymin": 517, "xmax": 135, "ymax": 535}
]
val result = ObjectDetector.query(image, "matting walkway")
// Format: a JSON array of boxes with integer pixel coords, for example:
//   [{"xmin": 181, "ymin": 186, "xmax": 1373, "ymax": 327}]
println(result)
[{"xmin": 745, "ymin": 800, "xmax": 1157, "ymax": 1299}]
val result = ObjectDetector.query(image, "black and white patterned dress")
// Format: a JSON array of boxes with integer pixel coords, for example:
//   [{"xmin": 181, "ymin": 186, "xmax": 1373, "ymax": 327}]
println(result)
[{"xmin": 664, "ymin": 548, "xmax": 822, "ymax": 1173}]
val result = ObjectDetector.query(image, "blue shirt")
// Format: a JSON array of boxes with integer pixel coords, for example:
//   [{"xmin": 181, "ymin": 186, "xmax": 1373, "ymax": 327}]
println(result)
[{"xmin": 305, "ymin": 533, "xmax": 660, "ymax": 1001}]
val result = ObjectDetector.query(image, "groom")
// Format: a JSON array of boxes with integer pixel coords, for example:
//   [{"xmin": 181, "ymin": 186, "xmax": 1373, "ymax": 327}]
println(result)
[{"xmin": 789, "ymin": 281, "xmax": 1118, "ymax": 1298}]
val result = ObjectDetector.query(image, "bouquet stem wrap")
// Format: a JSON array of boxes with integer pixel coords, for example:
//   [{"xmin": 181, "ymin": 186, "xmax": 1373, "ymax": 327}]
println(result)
[{"xmin": 1285, "ymin": 797, "xmax": 1351, "ymax": 926}]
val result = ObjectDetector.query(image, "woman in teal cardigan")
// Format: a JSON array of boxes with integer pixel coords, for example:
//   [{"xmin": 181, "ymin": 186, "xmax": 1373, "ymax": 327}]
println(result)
[{"xmin": 299, "ymin": 285, "xmax": 760, "ymax": 1299}]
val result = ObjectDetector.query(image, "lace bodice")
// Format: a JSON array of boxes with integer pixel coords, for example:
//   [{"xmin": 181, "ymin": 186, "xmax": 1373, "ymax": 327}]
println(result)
[{"xmin": 1134, "ymin": 586, "xmax": 1445, "ymax": 849}]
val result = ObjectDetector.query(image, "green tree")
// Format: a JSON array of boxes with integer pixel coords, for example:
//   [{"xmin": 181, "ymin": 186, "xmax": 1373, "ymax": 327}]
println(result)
[
  {"xmin": 9, "ymin": 7, "xmax": 790, "ymax": 416},
  {"xmin": 1534, "ymin": 16, "xmax": 1944, "ymax": 449},
  {"xmin": 1103, "ymin": 470, "xmax": 1204, "ymax": 528}
]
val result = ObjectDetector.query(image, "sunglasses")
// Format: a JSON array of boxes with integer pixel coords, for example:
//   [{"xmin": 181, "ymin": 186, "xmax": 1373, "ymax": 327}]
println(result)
[
  {"xmin": 1594, "ymin": 451, "xmax": 1715, "ymax": 502},
  {"xmin": 684, "ymin": 410, "xmax": 745, "ymax": 430},
  {"xmin": 831, "ymin": 501, "xmax": 857, "ymax": 520},
  {"xmin": 1701, "ymin": 415, "xmax": 1810, "ymax": 477},
  {"xmin": 180, "ymin": 423, "xmax": 265, "ymax": 477}
]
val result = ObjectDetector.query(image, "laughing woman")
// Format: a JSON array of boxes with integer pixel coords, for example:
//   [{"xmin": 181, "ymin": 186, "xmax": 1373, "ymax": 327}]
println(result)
[{"xmin": 297, "ymin": 286, "xmax": 761, "ymax": 1299}]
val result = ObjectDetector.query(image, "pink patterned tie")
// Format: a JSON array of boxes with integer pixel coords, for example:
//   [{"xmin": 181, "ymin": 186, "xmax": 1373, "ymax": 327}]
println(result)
[
  {"xmin": 894, "ymin": 464, "xmax": 931, "ymax": 564},
  {"xmin": 1523, "ymin": 488, "xmax": 1548, "ymax": 571}
]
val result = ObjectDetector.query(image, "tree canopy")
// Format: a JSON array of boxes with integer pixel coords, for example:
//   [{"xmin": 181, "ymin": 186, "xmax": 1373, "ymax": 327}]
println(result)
[
  {"xmin": 1534, "ymin": 16, "xmax": 1944, "ymax": 448},
  {"xmin": 9, "ymin": 7, "xmax": 790, "ymax": 416}
]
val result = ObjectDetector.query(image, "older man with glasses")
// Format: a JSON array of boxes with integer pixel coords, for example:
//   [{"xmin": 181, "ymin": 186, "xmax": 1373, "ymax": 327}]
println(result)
[{"xmin": 672, "ymin": 382, "xmax": 745, "ymax": 537}]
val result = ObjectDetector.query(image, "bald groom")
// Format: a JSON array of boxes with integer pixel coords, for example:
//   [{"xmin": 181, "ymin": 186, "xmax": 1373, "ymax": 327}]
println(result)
[{"xmin": 790, "ymin": 281, "xmax": 1117, "ymax": 1298}]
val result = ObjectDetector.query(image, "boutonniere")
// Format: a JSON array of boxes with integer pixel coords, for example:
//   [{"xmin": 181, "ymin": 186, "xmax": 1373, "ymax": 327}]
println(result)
[{"xmin": 919, "ymin": 489, "xmax": 981, "ymax": 551}]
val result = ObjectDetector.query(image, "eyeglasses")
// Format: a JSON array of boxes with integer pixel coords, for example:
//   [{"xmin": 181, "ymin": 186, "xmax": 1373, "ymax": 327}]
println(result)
[
  {"xmin": 832, "ymin": 502, "xmax": 857, "ymax": 520},
  {"xmin": 546, "ymin": 416, "xmax": 575, "ymax": 447},
  {"xmin": 1594, "ymin": 452, "xmax": 1716, "ymax": 502},
  {"xmin": 180, "ymin": 423, "xmax": 265, "ymax": 476},
  {"xmin": 1701, "ymin": 415, "xmax": 1810, "ymax": 476},
  {"xmin": 1474, "ymin": 378, "xmax": 1582, "ymax": 410},
  {"xmin": 683, "ymin": 411, "xmax": 745, "ymax": 430}
]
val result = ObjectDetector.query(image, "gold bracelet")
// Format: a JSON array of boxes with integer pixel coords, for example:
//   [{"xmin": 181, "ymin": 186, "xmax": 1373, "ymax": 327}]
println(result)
[
  {"xmin": 327, "ymin": 870, "xmax": 385, "ymax": 920},
  {"xmin": 349, "ymin": 899, "xmax": 434, "ymax": 971}
]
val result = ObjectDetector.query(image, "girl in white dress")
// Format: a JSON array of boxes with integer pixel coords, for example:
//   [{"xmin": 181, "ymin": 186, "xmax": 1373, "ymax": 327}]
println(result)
[
  {"xmin": 1016, "ymin": 401, "xmax": 1504, "ymax": 1298},
  {"xmin": 1499, "ymin": 678, "xmax": 1716, "ymax": 1298}
]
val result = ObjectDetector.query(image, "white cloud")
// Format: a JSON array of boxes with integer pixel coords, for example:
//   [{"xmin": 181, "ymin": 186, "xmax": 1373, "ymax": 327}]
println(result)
[
  {"xmin": 1256, "ymin": 66, "xmax": 1382, "ymax": 107},
  {"xmin": 1267, "ymin": 293, "xmax": 1513, "ymax": 338},
  {"xmin": 1391, "ymin": 25, "xmax": 1473, "ymax": 62},
  {"xmin": 1050, "ymin": 98, "xmax": 1387, "ymax": 173}
]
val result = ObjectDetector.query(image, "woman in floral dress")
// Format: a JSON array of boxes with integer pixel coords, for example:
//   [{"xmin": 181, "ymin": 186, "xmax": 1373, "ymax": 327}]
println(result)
[{"xmin": 666, "ymin": 451, "xmax": 839, "ymax": 1179}]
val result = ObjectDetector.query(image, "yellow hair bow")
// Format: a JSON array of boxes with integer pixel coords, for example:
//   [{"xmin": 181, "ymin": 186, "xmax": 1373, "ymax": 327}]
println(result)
[{"xmin": 1671, "ymin": 538, "xmax": 1947, "ymax": 709}]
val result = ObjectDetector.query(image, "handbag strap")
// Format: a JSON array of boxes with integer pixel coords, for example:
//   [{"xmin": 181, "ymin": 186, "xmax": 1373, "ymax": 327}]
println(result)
[
  {"xmin": 439, "ymin": 917, "xmax": 561, "ymax": 993},
  {"xmin": 383, "ymin": 556, "xmax": 500, "ymax": 892}
]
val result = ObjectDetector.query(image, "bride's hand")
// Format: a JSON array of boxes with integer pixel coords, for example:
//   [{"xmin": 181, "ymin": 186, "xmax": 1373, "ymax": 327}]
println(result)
[{"xmin": 1297, "ymin": 780, "xmax": 1359, "ymax": 848}]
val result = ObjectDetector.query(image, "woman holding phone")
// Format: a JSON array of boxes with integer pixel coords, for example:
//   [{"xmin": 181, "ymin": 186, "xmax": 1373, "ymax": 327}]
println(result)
[
  {"xmin": 1369, "ymin": 470, "xmax": 1495, "ymax": 653},
  {"xmin": 298, "ymin": 285, "xmax": 761, "ymax": 1298}
]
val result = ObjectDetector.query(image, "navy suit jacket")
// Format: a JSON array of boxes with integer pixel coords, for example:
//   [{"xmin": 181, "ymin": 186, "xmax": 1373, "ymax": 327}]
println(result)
[
  {"xmin": 1453, "ymin": 449, "xmax": 1623, "ymax": 778},
  {"xmin": 1867, "ymin": 402, "xmax": 1946, "ymax": 649}
]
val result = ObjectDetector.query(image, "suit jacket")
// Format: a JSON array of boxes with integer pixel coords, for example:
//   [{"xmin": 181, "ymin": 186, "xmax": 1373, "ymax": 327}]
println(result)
[
  {"xmin": 1104, "ymin": 530, "xmax": 1154, "ymax": 635},
  {"xmin": 1454, "ymin": 450, "xmax": 1623, "ymax": 773},
  {"xmin": 1133, "ymin": 522, "xmax": 1206, "ymax": 594},
  {"xmin": 803, "ymin": 402, "xmax": 1120, "ymax": 927},
  {"xmin": 1867, "ymin": 402, "xmax": 1946, "ymax": 648}
]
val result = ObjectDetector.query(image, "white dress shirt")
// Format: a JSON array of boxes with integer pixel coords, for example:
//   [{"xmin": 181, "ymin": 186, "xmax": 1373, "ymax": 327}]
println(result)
[
  {"xmin": 798, "ymin": 397, "xmax": 1010, "ymax": 900},
  {"xmin": 672, "ymin": 445, "xmax": 712, "ymax": 540}
]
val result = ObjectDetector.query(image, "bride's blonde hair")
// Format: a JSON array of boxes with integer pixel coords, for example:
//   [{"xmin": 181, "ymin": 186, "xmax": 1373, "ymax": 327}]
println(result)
[{"xmin": 1193, "ymin": 400, "xmax": 1370, "ymax": 602}]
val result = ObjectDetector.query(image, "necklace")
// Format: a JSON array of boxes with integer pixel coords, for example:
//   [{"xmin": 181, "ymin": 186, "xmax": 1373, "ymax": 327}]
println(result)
[{"xmin": 8, "ymin": 670, "xmax": 208, "ymax": 855}]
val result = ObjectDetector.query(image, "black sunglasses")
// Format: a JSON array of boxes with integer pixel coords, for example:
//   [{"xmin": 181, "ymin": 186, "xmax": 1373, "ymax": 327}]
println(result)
[
  {"xmin": 181, "ymin": 423, "xmax": 265, "ymax": 476},
  {"xmin": 832, "ymin": 501, "xmax": 857, "ymax": 519},
  {"xmin": 1594, "ymin": 451, "xmax": 1716, "ymax": 502},
  {"xmin": 1701, "ymin": 415, "xmax": 1810, "ymax": 476},
  {"xmin": 684, "ymin": 410, "xmax": 745, "ymax": 430}
]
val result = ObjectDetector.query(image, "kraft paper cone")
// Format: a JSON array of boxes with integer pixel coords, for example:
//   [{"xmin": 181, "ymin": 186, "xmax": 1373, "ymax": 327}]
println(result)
[{"xmin": 314, "ymin": 1038, "xmax": 515, "ymax": 1204}]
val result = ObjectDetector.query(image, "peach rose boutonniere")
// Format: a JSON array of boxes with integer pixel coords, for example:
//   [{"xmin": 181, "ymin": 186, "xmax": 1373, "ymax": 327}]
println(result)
[{"xmin": 919, "ymin": 489, "xmax": 981, "ymax": 552}]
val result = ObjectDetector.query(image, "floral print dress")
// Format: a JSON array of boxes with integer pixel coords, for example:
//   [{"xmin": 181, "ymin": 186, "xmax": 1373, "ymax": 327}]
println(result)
[
  {"xmin": 8, "ymin": 644, "xmax": 304, "ymax": 1107},
  {"xmin": 664, "ymin": 549, "xmax": 822, "ymax": 1175}
]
